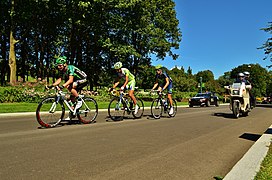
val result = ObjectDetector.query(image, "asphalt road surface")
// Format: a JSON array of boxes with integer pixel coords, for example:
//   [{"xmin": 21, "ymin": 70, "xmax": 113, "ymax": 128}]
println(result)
[{"xmin": 0, "ymin": 105, "xmax": 271, "ymax": 180}]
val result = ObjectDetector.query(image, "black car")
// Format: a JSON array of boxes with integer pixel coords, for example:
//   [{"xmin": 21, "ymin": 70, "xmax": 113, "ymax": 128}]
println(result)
[{"xmin": 189, "ymin": 92, "xmax": 219, "ymax": 107}]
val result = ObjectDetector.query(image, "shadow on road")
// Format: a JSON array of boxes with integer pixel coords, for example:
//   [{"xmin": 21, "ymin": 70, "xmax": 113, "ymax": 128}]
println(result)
[
  {"xmin": 256, "ymin": 104, "xmax": 272, "ymax": 108},
  {"xmin": 239, "ymin": 127, "xmax": 272, "ymax": 142},
  {"xmin": 213, "ymin": 112, "xmax": 235, "ymax": 119},
  {"xmin": 239, "ymin": 133, "xmax": 261, "ymax": 142},
  {"xmin": 264, "ymin": 128, "xmax": 272, "ymax": 134}
]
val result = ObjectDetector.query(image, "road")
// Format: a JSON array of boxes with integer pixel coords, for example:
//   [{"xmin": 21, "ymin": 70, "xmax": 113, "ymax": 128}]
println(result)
[{"xmin": 0, "ymin": 105, "xmax": 271, "ymax": 180}]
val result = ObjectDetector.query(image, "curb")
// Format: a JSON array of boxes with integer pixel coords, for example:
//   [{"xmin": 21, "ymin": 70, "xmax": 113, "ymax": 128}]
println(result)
[{"xmin": 223, "ymin": 125, "xmax": 272, "ymax": 179}]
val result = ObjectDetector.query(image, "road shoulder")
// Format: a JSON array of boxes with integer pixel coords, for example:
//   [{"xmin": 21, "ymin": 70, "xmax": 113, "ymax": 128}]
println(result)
[{"xmin": 224, "ymin": 125, "xmax": 272, "ymax": 180}]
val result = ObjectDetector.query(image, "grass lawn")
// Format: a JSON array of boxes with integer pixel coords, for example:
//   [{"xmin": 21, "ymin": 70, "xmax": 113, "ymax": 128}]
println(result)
[
  {"xmin": 254, "ymin": 143, "xmax": 272, "ymax": 179},
  {"xmin": 0, "ymin": 101, "xmax": 188, "ymax": 113}
]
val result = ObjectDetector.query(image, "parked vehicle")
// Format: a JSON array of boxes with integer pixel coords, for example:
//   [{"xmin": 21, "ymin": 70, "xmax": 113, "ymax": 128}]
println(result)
[
  {"xmin": 188, "ymin": 92, "xmax": 219, "ymax": 107},
  {"xmin": 224, "ymin": 82, "xmax": 251, "ymax": 118},
  {"xmin": 261, "ymin": 97, "xmax": 272, "ymax": 104}
]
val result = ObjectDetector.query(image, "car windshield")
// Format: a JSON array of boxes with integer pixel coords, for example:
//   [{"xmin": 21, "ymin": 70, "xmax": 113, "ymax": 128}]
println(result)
[{"xmin": 195, "ymin": 93, "xmax": 210, "ymax": 98}]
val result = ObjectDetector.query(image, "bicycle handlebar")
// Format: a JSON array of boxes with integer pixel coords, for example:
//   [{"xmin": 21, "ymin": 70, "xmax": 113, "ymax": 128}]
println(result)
[
  {"xmin": 45, "ymin": 85, "xmax": 67, "ymax": 96},
  {"xmin": 150, "ymin": 89, "xmax": 166, "ymax": 96},
  {"xmin": 45, "ymin": 85, "xmax": 64, "ymax": 90}
]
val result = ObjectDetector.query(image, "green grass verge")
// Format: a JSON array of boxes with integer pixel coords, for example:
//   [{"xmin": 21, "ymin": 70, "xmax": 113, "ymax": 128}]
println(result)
[
  {"xmin": 0, "ymin": 101, "xmax": 188, "ymax": 113},
  {"xmin": 254, "ymin": 143, "xmax": 272, "ymax": 179}
]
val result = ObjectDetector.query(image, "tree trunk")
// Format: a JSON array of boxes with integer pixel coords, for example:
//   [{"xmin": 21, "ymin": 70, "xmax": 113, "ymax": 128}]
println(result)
[
  {"xmin": 0, "ymin": 32, "xmax": 7, "ymax": 86},
  {"xmin": 9, "ymin": 31, "xmax": 18, "ymax": 85}
]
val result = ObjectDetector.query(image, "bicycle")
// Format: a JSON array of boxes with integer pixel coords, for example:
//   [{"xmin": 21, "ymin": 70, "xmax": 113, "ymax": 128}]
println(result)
[
  {"xmin": 150, "ymin": 90, "xmax": 177, "ymax": 119},
  {"xmin": 36, "ymin": 86, "xmax": 98, "ymax": 128},
  {"xmin": 108, "ymin": 88, "xmax": 144, "ymax": 121}
]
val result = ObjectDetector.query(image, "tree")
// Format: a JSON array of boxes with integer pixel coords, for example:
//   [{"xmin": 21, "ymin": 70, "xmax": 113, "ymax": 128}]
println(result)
[
  {"xmin": 230, "ymin": 64, "xmax": 269, "ymax": 97},
  {"xmin": 195, "ymin": 70, "xmax": 214, "ymax": 83},
  {"xmin": 8, "ymin": 0, "xmax": 19, "ymax": 85},
  {"xmin": 259, "ymin": 22, "xmax": 272, "ymax": 65},
  {"xmin": 1, "ymin": 0, "xmax": 182, "ymax": 88}
]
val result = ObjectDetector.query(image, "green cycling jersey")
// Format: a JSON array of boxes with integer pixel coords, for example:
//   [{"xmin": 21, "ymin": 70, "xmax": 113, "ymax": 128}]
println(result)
[
  {"xmin": 116, "ymin": 68, "xmax": 135, "ymax": 81},
  {"xmin": 60, "ymin": 65, "xmax": 87, "ymax": 81}
]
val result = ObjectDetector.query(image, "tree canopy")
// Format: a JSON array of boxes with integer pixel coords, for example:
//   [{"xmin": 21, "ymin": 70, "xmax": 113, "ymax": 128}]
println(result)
[
  {"xmin": 0, "ymin": 0, "xmax": 182, "ymax": 87},
  {"xmin": 260, "ymin": 22, "xmax": 272, "ymax": 65}
]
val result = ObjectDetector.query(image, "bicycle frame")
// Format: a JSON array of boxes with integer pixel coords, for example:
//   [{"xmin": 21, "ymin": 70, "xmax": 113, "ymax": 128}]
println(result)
[
  {"xmin": 153, "ymin": 91, "xmax": 167, "ymax": 107},
  {"xmin": 50, "ymin": 88, "xmax": 88, "ymax": 116},
  {"xmin": 112, "ymin": 91, "xmax": 132, "ymax": 112},
  {"xmin": 150, "ymin": 90, "xmax": 177, "ymax": 119},
  {"xmin": 36, "ymin": 86, "xmax": 98, "ymax": 128}
]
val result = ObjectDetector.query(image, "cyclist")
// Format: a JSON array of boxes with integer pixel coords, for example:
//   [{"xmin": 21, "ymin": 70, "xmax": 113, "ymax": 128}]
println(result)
[
  {"xmin": 50, "ymin": 56, "xmax": 88, "ymax": 114},
  {"xmin": 109, "ymin": 61, "xmax": 139, "ymax": 114},
  {"xmin": 151, "ymin": 64, "xmax": 174, "ymax": 115}
]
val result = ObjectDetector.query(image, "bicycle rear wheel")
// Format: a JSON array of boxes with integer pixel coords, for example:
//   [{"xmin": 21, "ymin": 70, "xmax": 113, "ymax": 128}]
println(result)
[
  {"xmin": 36, "ymin": 97, "xmax": 65, "ymax": 128},
  {"xmin": 132, "ymin": 98, "xmax": 144, "ymax": 119},
  {"xmin": 151, "ymin": 98, "xmax": 163, "ymax": 119},
  {"xmin": 77, "ymin": 97, "xmax": 98, "ymax": 124},
  {"xmin": 108, "ymin": 97, "xmax": 125, "ymax": 121},
  {"xmin": 168, "ymin": 99, "xmax": 177, "ymax": 117}
]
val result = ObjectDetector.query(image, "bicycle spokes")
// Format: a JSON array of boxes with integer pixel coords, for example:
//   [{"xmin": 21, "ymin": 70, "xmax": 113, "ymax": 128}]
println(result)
[
  {"xmin": 49, "ymin": 102, "xmax": 57, "ymax": 113},
  {"xmin": 77, "ymin": 97, "xmax": 98, "ymax": 124}
]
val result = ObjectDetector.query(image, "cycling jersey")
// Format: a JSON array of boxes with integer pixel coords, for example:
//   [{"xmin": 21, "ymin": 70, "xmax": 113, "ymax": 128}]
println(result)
[
  {"xmin": 60, "ymin": 65, "xmax": 87, "ymax": 81},
  {"xmin": 155, "ymin": 71, "xmax": 172, "ymax": 84},
  {"xmin": 116, "ymin": 68, "xmax": 135, "ymax": 81},
  {"xmin": 116, "ymin": 68, "xmax": 136, "ymax": 90},
  {"xmin": 155, "ymin": 71, "xmax": 173, "ymax": 94}
]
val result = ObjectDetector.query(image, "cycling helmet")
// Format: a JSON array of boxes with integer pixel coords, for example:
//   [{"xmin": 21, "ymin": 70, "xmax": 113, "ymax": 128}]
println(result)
[
  {"xmin": 243, "ymin": 71, "xmax": 250, "ymax": 76},
  {"xmin": 114, "ymin": 62, "xmax": 122, "ymax": 69},
  {"xmin": 155, "ymin": 64, "xmax": 163, "ymax": 70},
  {"xmin": 56, "ymin": 56, "xmax": 67, "ymax": 65},
  {"xmin": 238, "ymin": 72, "xmax": 245, "ymax": 77}
]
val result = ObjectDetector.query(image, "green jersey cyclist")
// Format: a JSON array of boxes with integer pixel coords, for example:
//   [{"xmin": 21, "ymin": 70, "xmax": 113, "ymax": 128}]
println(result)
[
  {"xmin": 109, "ymin": 62, "xmax": 139, "ymax": 114},
  {"xmin": 151, "ymin": 64, "xmax": 174, "ymax": 115},
  {"xmin": 50, "ymin": 56, "xmax": 88, "ymax": 115}
]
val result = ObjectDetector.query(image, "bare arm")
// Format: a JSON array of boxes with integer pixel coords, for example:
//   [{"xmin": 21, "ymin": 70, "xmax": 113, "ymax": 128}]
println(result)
[
  {"xmin": 63, "ymin": 75, "xmax": 74, "ymax": 88},
  {"xmin": 52, "ymin": 78, "xmax": 62, "ymax": 86},
  {"xmin": 121, "ymin": 75, "xmax": 129, "ymax": 89},
  {"xmin": 162, "ymin": 77, "xmax": 170, "ymax": 90}
]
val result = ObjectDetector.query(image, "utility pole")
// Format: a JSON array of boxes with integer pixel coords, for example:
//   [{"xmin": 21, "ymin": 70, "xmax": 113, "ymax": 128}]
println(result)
[{"xmin": 200, "ymin": 77, "xmax": 202, "ymax": 93}]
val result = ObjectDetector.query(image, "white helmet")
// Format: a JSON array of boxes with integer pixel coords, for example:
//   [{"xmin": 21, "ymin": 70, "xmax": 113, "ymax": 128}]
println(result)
[
  {"xmin": 238, "ymin": 72, "xmax": 245, "ymax": 77},
  {"xmin": 243, "ymin": 71, "xmax": 250, "ymax": 76},
  {"xmin": 114, "ymin": 62, "xmax": 122, "ymax": 69}
]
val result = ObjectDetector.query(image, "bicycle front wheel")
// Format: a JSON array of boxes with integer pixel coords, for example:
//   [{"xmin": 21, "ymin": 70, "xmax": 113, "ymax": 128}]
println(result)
[
  {"xmin": 151, "ymin": 98, "xmax": 163, "ymax": 119},
  {"xmin": 132, "ymin": 98, "xmax": 144, "ymax": 119},
  {"xmin": 36, "ymin": 97, "xmax": 65, "ymax": 128},
  {"xmin": 77, "ymin": 97, "xmax": 98, "ymax": 124},
  {"xmin": 108, "ymin": 97, "xmax": 125, "ymax": 121},
  {"xmin": 168, "ymin": 99, "xmax": 177, "ymax": 117}
]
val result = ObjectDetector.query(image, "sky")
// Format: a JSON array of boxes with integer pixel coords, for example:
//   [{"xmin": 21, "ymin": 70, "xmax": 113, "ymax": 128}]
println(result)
[{"xmin": 151, "ymin": 0, "xmax": 272, "ymax": 79}]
